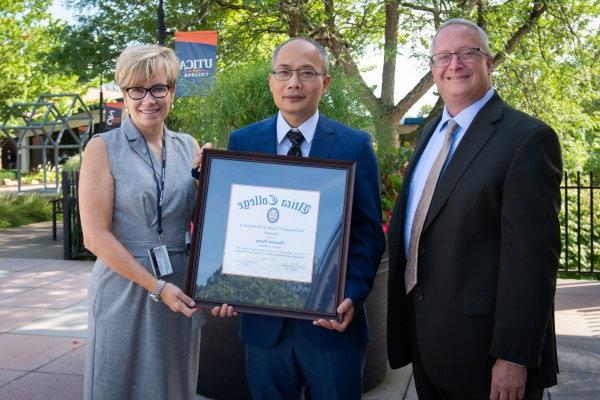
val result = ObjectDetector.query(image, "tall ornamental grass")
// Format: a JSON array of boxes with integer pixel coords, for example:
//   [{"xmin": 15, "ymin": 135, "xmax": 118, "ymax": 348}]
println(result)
[
  {"xmin": 169, "ymin": 61, "xmax": 372, "ymax": 149},
  {"xmin": 0, "ymin": 193, "xmax": 53, "ymax": 229}
]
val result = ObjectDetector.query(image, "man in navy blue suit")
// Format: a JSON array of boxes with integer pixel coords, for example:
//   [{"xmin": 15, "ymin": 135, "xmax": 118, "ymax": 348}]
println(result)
[{"xmin": 212, "ymin": 38, "xmax": 385, "ymax": 399}]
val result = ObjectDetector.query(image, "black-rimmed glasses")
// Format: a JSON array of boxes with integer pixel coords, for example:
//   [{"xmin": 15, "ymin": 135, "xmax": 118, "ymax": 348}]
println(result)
[
  {"xmin": 125, "ymin": 84, "xmax": 171, "ymax": 100},
  {"xmin": 430, "ymin": 48, "xmax": 490, "ymax": 68},
  {"xmin": 271, "ymin": 68, "xmax": 326, "ymax": 81}
]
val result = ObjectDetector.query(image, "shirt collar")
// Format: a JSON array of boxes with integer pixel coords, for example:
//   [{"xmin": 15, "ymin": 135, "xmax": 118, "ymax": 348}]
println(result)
[
  {"xmin": 440, "ymin": 88, "xmax": 495, "ymax": 132},
  {"xmin": 122, "ymin": 117, "xmax": 174, "ymax": 141},
  {"xmin": 276, "ymin": 110, "xmax": 319, "ymax": 144}
]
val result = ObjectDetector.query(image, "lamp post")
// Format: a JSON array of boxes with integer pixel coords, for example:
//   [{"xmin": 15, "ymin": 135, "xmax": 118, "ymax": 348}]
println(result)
[
  {"xmin": 99, "ymin": 73, "xmax": 104, "ymax": 132},
  {"xmin": 158, "ymin": 0, "xmax": 166, "ymax": 45}
]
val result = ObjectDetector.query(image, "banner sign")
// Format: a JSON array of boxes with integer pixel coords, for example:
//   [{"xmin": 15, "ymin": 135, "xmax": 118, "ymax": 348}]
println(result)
[
  {"xmin": 104, "ymin": 101, "xmax": 124, "ymax": 129},
  {"xmin": 175, "ymin": 31, "xmax": 218, "ymax": 97}
]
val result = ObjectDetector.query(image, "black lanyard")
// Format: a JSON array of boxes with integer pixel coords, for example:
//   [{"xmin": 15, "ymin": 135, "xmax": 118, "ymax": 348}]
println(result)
[{"xmin": 141, "ymin": 134, "xmax": 166, "ymax": 237}]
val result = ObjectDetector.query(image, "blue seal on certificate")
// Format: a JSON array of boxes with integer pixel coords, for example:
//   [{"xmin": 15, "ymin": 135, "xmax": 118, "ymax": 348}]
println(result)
[{"xmin": 267, "ymin": 207, "xmax": 280, "ymax": 223}]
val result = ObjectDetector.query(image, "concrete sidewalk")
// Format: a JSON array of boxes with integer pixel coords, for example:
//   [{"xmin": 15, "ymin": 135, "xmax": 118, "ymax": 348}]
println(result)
[
  {"xmin": 0, "ymin": 183, "xmax": 60, "ymax": 194},
  {"xmin": 0, "ymin": 222, "xmax": 63, "ymax": 260},
  {"xmin": 0, "ymin": 222, "xmax": 599, "ymax": 399}
]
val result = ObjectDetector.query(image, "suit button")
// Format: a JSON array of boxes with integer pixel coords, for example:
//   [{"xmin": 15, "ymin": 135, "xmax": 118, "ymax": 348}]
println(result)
[
  {"xmin": 415, "ymin": 292, "xmax": 423, "ymax": 301},
  {"xmin": 419, "ymin": 247, "xmax": 425, "ymax": 254}
]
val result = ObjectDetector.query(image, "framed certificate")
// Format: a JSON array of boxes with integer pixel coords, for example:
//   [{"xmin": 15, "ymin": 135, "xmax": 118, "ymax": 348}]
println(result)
[{"xmin": 185, "ymin": 149, "xmax": 355, "ymax": 320}]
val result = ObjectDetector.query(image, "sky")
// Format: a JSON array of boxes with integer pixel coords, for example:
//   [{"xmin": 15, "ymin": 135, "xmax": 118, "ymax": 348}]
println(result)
[
  {"xmin": 361, "ymin": 49, "xmax": 437, "ymax": 116},
  {"xmin": 49, "ymin": 0, "xmax": 74, "ymax": 22},
  {"xmin": 48, "ymin": 0, "xmax": 436, "ymax": 116}
]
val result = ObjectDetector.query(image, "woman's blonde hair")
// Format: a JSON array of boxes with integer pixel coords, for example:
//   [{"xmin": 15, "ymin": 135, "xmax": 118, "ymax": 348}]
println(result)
[{"xmin": 114, "ymin": 44, "xmax": 180, "ymax": 89}]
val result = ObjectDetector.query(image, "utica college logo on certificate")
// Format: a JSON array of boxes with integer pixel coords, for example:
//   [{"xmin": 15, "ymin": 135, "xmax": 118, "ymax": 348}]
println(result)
[{"xmin": 267, "ymin": 207, "xmax": 280, "ymax": 223}]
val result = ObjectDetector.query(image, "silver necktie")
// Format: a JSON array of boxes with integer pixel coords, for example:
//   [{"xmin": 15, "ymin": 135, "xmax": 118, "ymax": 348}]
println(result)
[{"xmin": 405, "ymin": 119, "xmax": 458, "ymax": 293}]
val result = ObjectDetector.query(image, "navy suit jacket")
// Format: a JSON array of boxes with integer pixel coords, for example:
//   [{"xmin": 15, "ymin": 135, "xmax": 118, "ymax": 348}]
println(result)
[{"xmin": 228, "ymin": 114, "xmax": 386, "ymax": 350}]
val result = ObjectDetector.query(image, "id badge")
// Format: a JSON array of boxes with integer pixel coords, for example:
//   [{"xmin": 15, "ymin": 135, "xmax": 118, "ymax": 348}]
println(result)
[
  {"xmin": 185, "ymin": 231, "xmax": 191, "ymax": 255},
  {"xmin": 148, "ymin": 245, "xmax": 174, "ymax": 278}
]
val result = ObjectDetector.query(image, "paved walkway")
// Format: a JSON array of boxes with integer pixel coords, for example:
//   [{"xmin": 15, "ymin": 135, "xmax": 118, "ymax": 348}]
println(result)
[
  {"xmin": 0, "ymin": 222, "xmax": 62, "ymax": 259},
  {"xmin": 0, "ymin": 222, "xmax": 598, "ymax": 399},
  {"xmin": 0, "ymin": 183, "xmax": 60, "ymax": 194}
]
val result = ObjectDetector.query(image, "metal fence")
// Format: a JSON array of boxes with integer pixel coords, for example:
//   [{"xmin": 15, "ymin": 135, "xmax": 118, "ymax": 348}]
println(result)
[
  {"xmin": 60, "ymin": 169, "xmax": 600, "ymax": 276},
  {"xmin": 561, "ymin": 171, "xmax": 599, "ymax": 274},
  {"xmin": 62, "ymin": 170, "xmax": 91, "ymax": 260}
]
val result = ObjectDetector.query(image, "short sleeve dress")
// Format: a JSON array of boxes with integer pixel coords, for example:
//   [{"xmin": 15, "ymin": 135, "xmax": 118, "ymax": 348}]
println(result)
[{"xmin": 83, "ymin": 117, "xmax": 205, "ymax": 400}]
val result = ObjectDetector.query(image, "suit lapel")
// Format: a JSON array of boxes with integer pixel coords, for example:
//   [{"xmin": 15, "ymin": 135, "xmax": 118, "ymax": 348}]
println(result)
[
  {"xmin": 389, "ymin": 117, "xmax": 439, "ymax": 255},
  {"xmin": 309, "ymin": 115, "xmax": 336, "ymax": 158},
  {"xmin": 403, "ymin": 117, "xmax": 440, "ymax": 192},
  {"xmin": 422, "ymin": 94, "xmax": 504, "ymax": 232},
  {"xmin": 254, "ymin": 115, "xmax": 278, "ymax": 154}
]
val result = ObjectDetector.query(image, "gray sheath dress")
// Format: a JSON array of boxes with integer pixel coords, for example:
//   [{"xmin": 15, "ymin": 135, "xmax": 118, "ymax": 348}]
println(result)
[{"xmin": 84, "ymin": 118, "xmax": 205, "ymax": 400}]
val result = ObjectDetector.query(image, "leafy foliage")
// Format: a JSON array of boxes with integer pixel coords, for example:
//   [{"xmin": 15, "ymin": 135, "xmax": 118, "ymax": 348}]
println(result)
[
  {"xmin": 491, "ymin": 1, "xmax": 600, "ymax": 174},
  {"xmin": 0, "ymin": 170, "xmax": 17, "ymax": 181},
  {"xmin": 58, "ymin": 1, "xmax": 600, "ymax": 169},
  {"xmin": 0, "ymin": 0, "xmax": 83, "ymax": 121},
  {"xmin": 169, "ymin": 61, "xmax": 277, "ymax": 148},
  {"xmin": 380, "ymin": 142, "xmax": 414, "ymax": 230},
  {"xmin": 36, "ymin": 0, "xmax": 600, "ymax": 275},
  {"xmin": 62, "ymin": 154, "xmax": 82, "ymax": 172},
  {"xmin": 559, "ymin": 173, "xmax": 600, "ymax": 274},
  {"xmin": 169, "ymin": 62, "xmax": 372, "ymax": 148},
  {"xmin": 198, "ymin": 272, "xmax": 309, "ymax": 310},
  {"xmin": 0, "ymin": 193, "xmax": 53, "ymax": 229}
]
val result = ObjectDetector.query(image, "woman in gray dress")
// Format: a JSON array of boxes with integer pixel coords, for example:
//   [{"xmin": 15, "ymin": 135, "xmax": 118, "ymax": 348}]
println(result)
[{"xmin": 80, "ymin": 44, "xmax": 207, "ymax": 399}]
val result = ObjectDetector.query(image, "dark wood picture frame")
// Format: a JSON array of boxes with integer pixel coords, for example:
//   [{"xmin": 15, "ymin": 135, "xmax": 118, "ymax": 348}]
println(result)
[{"xmin": 185, "ymin": 149, "xmax": 355, "ymax": 320}]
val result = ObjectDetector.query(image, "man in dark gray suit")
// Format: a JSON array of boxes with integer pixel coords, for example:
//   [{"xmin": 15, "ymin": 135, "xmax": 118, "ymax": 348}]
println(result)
[{"xmin": 387, "ymin": 19, "xmax": 562, "ymax": 400}]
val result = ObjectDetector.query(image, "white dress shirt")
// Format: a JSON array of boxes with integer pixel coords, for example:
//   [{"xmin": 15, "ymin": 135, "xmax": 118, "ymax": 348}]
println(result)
[
  {"xmin": 404, "ymin": 88, "xmax": 496, "ymax": 254},
  {"xmin": 275, "ymin": 110, "xmax": 319, "ymax": 156}
]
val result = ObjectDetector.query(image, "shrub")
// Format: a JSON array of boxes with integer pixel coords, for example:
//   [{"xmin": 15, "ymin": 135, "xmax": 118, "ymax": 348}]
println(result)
[
  {"xmin": 22, "ymin": 165, "xmax": 57, "ymax": 184},
  {"xmin": 169, "ymin": 61, "xmax": 372, "ymax": 148},
  {"xmin": 380, "ymin": 142, "xmax": 414, "ymax": 232},
  {"xmin": 62, "ymin": 154, "xmax": 82, "ymax": 172},
  {"xmin": 0, "ymin": 169, "xmax": 17, "ymax": 181},
  {"xmin": 0, "ymin": 193, "xmax": 54, "ymax": 229}
]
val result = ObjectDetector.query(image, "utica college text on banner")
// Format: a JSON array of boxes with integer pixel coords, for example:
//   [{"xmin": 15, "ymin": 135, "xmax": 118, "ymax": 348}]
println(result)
[{"xmin": 175, "ymin": 31, "xmax": 217, "ymax": 97}]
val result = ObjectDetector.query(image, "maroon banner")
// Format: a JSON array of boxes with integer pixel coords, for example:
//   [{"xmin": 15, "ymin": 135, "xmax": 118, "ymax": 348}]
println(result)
[{"xmin": 104, "ymin": 101, "xmax": 124, "ymax": 129}]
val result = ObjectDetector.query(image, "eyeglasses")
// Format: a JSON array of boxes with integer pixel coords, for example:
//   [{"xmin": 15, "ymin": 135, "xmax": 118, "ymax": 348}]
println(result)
[
  {"xmin": 430, "ymin": 48, "xmax": 489, "ymax": 68},
  {"xmin": 125, "ymin": 84, "xmax": 171, "ymax": 100},
  {"xmin": 271, "ymin": 68, "xmax": 326, "ymax": 81}
]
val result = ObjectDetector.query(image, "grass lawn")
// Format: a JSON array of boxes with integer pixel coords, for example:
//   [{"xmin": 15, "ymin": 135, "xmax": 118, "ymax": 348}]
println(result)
[{"xmin": 558, "ymin": 270, "xmax": 600, "ymax": 281}]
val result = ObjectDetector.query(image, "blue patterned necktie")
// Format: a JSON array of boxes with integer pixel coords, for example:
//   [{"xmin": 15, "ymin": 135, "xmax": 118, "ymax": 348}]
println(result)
[{"xmin": 286, "ymin": 130, "xmax": 304, "ymax": 157}]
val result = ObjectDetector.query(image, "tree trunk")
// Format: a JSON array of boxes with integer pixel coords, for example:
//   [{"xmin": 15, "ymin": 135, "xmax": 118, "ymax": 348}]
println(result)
[
  {"xmin": 372, "ymin": 108, "xmax": 399, "ymax": 159},
  {"xmin": 381, "ymin": 1, "xmax": 399, "ymax": 107}
]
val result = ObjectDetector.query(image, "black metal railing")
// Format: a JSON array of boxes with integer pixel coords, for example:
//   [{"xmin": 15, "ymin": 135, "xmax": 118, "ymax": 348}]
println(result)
[
  {"xmin": 62, "ymin": 170, "xmax": 91, "ymax": 260},
  {"xmin": 60, "ymin": 168, "xmax": 599, "ymax": 276},
  {"xmin": 561, "ymin": 171, "xmax": 599, "ymax": 274}
]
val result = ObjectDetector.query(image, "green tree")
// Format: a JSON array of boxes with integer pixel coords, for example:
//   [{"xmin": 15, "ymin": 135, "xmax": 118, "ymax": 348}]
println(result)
[
  {"xmin": 169, "ymin": 61, "xmax": 371, "ymax": 147},
  {"xmin": 60, "ymin": 0, "xmax": 599, "ymax": 226},
  {"xmin": 0, "ymin": 0, "xmax": 82, "ymax": 120},
  {"xmin": 60, "ymin": 1, "xmax": 599, "ymax": 155},
  {"xmin": 491, "ymin": 1, "xmax": 600, "ymax": 173}
]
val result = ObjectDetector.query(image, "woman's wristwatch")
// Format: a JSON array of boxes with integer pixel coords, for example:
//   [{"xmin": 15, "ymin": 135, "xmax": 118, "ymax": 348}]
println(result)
[{"xmin": 149, "ymin": 279, "xmax": 166, "ymax": 302}]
